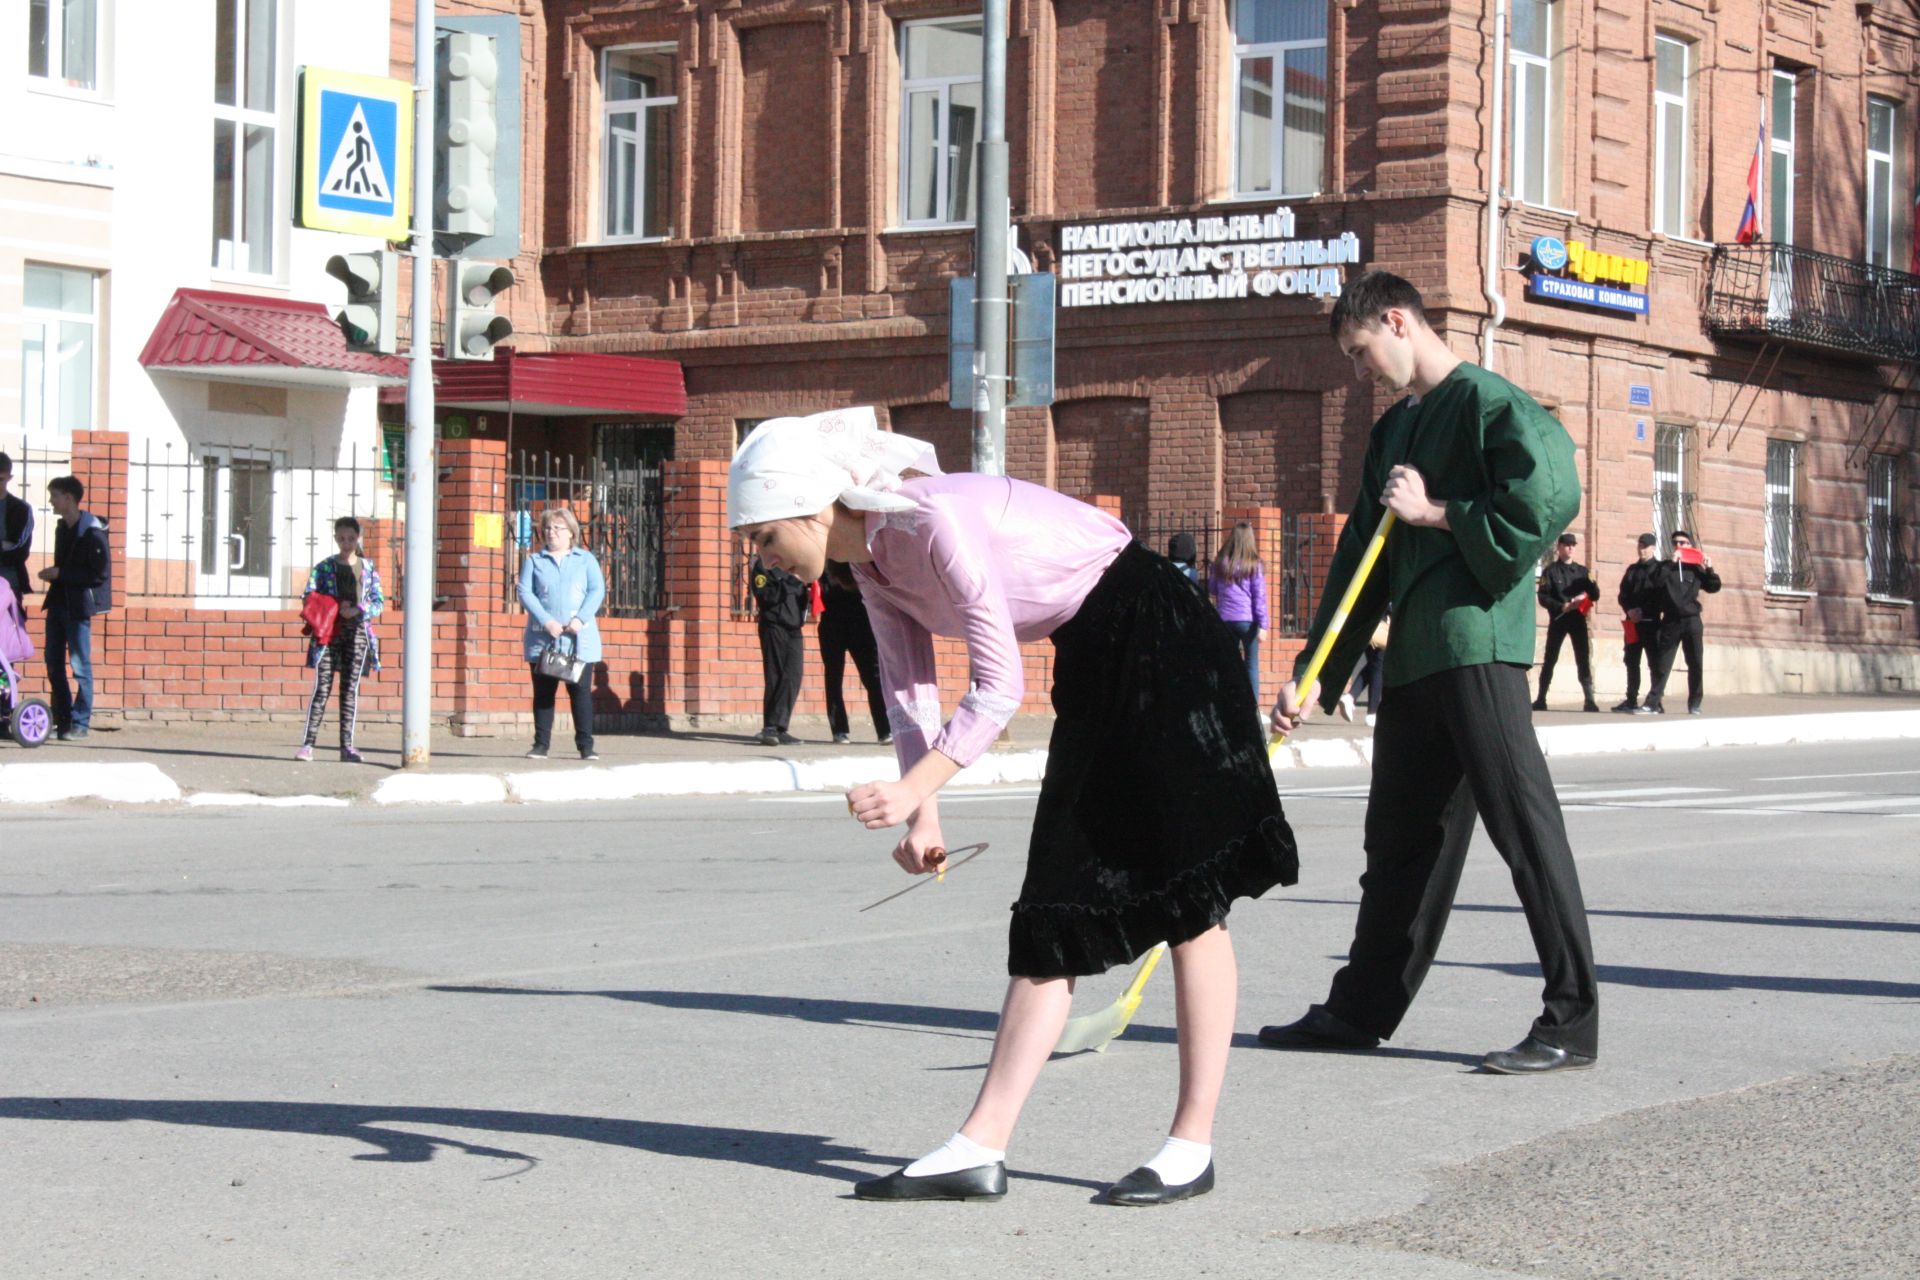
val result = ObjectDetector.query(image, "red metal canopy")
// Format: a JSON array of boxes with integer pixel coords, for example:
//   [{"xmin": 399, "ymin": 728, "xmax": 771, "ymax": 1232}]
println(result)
[
  {"xmin": 138, "ymin": 288, "xmax": 408, "ymax": 388},
  {"xmin": 384, "ymin": 349, "xmax": 687, "ymax": 417}
]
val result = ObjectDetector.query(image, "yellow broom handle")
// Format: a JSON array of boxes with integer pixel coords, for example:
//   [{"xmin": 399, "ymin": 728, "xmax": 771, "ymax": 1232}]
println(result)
[{"xmin": 1268, "ymin": 511, "xmax": 1396, "ymax": 756}]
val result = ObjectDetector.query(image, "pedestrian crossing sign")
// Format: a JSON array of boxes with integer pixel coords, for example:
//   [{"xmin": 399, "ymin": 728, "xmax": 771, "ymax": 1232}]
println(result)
[{"xmin": 298, "ymin": 67, "xmax": 413, "ymax": 238}]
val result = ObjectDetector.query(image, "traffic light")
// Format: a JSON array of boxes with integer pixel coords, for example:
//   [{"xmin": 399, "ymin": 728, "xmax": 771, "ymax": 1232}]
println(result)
[
  {"xmin": 440, "ymin": 31, "xmax": 499, "ymax": 236},
  {"xmin": 323, "ymin": 250, "xmax": 397, "ymax": 354},
  {"xmin": 447, "ymin": 261, "xmax": 514, "ymax": 361}
]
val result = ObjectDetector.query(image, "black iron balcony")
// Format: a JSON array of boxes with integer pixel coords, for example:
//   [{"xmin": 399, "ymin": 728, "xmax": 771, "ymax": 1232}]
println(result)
[{"xmin": 1704, "ymin": 243, "xmax": 1920, "ymax": 365}]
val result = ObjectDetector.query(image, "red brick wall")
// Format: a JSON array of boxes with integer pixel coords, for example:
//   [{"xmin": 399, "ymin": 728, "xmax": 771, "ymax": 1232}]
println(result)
[
  {"xmin": 1222, "ymin": 390, "xmax": 1321, "ymax": 517},
  {"xmin": 890, "ymin": 401, "xmax": 974, "ymax": 474},
  {"xmin": 738, "ymin": 21, "xmax": 832, "ymax": 233},
  {"xmin": 1051, "ymin": 0, "xmax": 1157, "ymax": 215},
  {"xmin": 1053, "ymin": 398, "xmax": 1149, "ymax": 515}
]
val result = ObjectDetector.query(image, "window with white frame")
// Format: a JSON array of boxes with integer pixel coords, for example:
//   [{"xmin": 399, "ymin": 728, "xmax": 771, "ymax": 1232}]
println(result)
[
  {"xmin": 899, "ymin": 17, "xmax": 983, "ymax": 226},
  {"xmin": 1866, "ymin": 96, "xmax": 1897, "ymax": 268},
  {"xmin": 21, "ymin": 264, "xmax": 99, "ymax": 439},
  {"xmin": 1652, "ymin": 423, "xmax": 1695, "ymax": 549},
  {"xmin": 1769, "ymin": 66, "xmax": 1797, "ymax": 245},
  {"xmin": 601, "ymin": 46, "xmax": 677, "ymax": 241},
  {"xmin": 211, "ymin": 0, "xmax": 277, "ymax": 275},
  {"xmin": 1230, "ymin": 0, "xmax": 1328, "ymax": 198},
  {"xmin": 1508, "ymin": 0, "xmax": 1558, "ymax": 206},
  {"xmin": 1653, "ymin": 35, "xmax": 1691, "ymax": 236},
  {"xmin": 1764, "ymin": 438, "xmax": 1808, "ymax": 591},
  {"xmin": 27, "ymin": 0, "xmax": 99, "ymax": 92},
  {"xmin": 1866, "ymin": 454, "xmax": 1906, "ymax": 598}
]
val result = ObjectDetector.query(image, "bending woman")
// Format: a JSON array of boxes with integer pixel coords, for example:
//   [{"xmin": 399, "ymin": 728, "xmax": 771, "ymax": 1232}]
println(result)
[{"xmin": 729, "ymin": 409, "xmax": 1296, "ymax": 1206}]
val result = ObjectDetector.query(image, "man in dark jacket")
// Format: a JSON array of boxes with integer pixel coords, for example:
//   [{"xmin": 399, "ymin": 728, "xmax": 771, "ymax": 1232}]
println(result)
[
  {"xmin": 1532, "ymin": 532, "xmax": 1600, "ymax": 711},
  {"xmin": 0, "ymin": 452, "xmax": 32, "ymax": 603},
  {"xmin": 37, "ymin": 475, "xmax": 111, "ymax": 739},
  {"xmin": 1612, "ymin": 532, "xmax": 1661, "ymax": 712},
  {"xmin": 818, "ymin": 561, "xmax": 890, "ymax": 745},
  {"xmin": 750, "ymin": 554, "xmax": 809, "ymax": 746},
  {"xmin": 1640, "ymin": 529, "xmax": 1721, "ymax": 716}
]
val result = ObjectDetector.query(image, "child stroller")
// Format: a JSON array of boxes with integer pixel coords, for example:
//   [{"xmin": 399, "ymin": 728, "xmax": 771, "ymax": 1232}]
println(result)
[{"xmin": 0, "ymin": 576, "xmax": 51, "ymax": 748}]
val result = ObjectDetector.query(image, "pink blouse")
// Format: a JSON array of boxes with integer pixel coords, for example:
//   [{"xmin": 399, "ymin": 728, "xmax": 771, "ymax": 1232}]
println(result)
[{"xmin": 853, "ymin": 473, "xmax": 1131, "ymax": 772}]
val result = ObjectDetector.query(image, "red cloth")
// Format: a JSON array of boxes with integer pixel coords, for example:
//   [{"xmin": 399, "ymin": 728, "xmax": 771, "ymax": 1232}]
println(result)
[
  {"xmin": 300, "ymin": 592, "xmax": 339, "ymax": 647},
  {"xmin": 1574, "ymin": 595, "xmax": 1594, "ymax": 615},
  {"xmin": 808, "ymin": 579, "xmax": 824, "ymax": 619},
  {"xmin": 1623, "ymin": 617, "xmax": 1639, "ymax": 645},
  {"xmin": 1676, "ymin": 546, "xmax": 1706, "ymax": 566}
]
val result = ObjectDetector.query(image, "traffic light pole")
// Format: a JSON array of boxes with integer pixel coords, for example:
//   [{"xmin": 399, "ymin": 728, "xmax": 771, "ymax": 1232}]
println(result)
[
  {"xmin": 402, "ymin": 0, "xmax": 437, "ymax": 767},
  {"xmin": 970, "ymin": 0, "xmax": 1009, "ymax": 477}
]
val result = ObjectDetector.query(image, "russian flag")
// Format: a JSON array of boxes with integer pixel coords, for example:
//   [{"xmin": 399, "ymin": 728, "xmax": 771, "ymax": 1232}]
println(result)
[{"xmin": 1735, "ymin": 124, "xmax": 1764, "ymax": 244}]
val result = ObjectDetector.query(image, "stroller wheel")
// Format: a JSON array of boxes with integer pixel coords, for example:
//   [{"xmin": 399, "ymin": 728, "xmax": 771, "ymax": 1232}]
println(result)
[{"xmin": 10, "ymin": 699, "xmax": 52, "ymax": 748}]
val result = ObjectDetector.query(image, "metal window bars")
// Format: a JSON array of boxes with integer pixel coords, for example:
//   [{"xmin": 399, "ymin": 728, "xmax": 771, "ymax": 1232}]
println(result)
[{"xmin": 504, "ymin": 447, "xmax": 669, "ymax": 618}]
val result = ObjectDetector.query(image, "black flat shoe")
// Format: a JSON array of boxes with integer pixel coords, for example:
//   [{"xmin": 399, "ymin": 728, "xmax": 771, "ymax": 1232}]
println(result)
[
  {"xmin": 1481, "ymin": 1034, "xmax": 1597, "ymax": 1074},
  {"xmin": 853, "ymin": 1162, "xmax": 1006, "ymax": 1202},
  {"xmin": 1104, "ymin": 1162, "xmax": 1214, "ymax": 1206},
  {"xmin": 1256, "ymin": 1005, "xmax": 1380, "ymax": 1051}
]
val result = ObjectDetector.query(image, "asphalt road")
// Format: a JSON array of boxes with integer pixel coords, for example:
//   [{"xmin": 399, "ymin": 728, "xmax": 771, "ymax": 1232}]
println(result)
[{"xmin": 3, "ymin": 741, "xmax": 1916, "ymax": 1278}]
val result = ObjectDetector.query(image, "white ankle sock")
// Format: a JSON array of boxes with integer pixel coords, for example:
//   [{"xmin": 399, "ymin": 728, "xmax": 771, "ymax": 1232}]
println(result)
[
  {"xmin": 904, "ymin": 1131, "xmax": 1005, "ymax": 1178},
  {"xmin": 1143, "ymin": 1135, "xmax": 1212, "ymax": 1186}
]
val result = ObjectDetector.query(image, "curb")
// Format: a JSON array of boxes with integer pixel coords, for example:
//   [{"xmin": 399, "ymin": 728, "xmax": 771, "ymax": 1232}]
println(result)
[{"xmin": 4, "ymin": 711, "xmax": 1919, "ymax": 808}]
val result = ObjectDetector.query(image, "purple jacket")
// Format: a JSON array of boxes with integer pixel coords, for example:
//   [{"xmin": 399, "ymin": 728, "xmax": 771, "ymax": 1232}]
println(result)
[{"xmin": 1210, "ymin": 563, "xmax": 1267, "ymax": 627}]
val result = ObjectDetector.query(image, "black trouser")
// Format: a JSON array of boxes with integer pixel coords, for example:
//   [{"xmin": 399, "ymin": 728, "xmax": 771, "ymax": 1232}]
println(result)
[
  {"xmin": 304, "ymin": 620, "xmax": 369, "ymax": 749},
  {"xmin": 530, "ymin": 664, "xmax": 594, "ymax": 753},
  {"xmin": 1622, "ymin": 629, "xmax": 1651, "ymax": 703},
  {"xmin": 1324, "ymin": 663, "xmax": 1599, "ymax": 1056},
  {"xmin": 1647, "ymin": 613, "xmax": 1703, "ymax": 710},
  {"xmin": 1536, "ymin": 614, "xmax": 1591, "ymax": 695},
  {"xmin": 819, "ymin": 619, "xmax": 886, "ymax": 739},
  {"xmin": 759, "ymin": 622, "xmax": 803, "ymax": 733}
]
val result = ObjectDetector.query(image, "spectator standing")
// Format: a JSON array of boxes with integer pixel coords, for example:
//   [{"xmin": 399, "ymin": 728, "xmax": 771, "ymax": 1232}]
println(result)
[
  {"xmin": 0, "ymin": 452, "xmax": 32, "ymax": 603},
  {"xmin": 1532, "ymin": 532, "xmax": 1601, "ymax": 712},
  {"xmin": 819, "ymin": 560, "xmax": 890, "ymax": 745},
  {"xmin": 1166, "ymin": 532, "xmax": 1199, "ymax": 582},
  {"xmin": 1612, "ymin": 532, "xmax": 1660, "ymax": 712},
  {"xmin": 518, "ymin": 506, "xmax": 606, "ymax": 760},
  {"xmin": 36, "ymin": 476, "xmax": 110, "ymax": 740},
  {"xmin": 1208, "ymin": 523, "xmax": 1267, "ymax": 702},
  {"xmin": 297, "ymin": 516, "xmax": 384, "ymax": 763},
  {"xmin": 751, "ymin": 554, "xmax": 809, "ymax": 746},
  {"xmin": 1640, "ymin": 529, "xmax": 1721, "ymax": 716}
]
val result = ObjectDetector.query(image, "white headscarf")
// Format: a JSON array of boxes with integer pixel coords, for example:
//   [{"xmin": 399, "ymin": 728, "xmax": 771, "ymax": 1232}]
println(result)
[{"xmin": 727, "ymin": 407, "xmax": 942, "ymax": 529}]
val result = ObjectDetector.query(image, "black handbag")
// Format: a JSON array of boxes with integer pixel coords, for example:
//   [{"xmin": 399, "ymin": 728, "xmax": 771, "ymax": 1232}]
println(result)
[{"xmin": 536, "ymin": 634, "xmax": 588, "ymax": 684}]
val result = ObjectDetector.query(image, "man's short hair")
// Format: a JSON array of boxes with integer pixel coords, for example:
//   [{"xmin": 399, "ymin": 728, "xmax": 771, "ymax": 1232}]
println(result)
[
  {"xmin": 0, "ymin": 451, "xmax": 13, "ymax": 475},
  {"xmin": 1557, "ymin": 532, "xmax": 1578, "ymax": 547},
  {"xmin": 48, "ymin": 475, "xmax": 83, "ymax": 501},
  {"xmin": 1329, "ymin": 271, "xmax": 1429, "ymax": 337},
  {"xmin": 1670, "ymin": 529, "xmax": 1693, "ymax": 544},
  {"xmin": 334, "ymin": 515, "xmax": 362, "ymax": 535}
]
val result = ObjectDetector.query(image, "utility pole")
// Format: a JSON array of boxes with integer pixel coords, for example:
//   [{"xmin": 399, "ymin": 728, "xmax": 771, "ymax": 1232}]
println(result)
[
  {"xmin": 402, "ymin": 0, "xmax": 437, "ymax": 766},
  {"xmin": 969, "ymin": 0, "xmax": 1010, "ymax": 476}
]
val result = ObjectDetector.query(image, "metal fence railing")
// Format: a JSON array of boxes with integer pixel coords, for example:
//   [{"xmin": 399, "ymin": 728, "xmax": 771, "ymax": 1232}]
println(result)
[
  {"xmin": 1120, "ymin": 510, "xmax": 1321, "ymax": 637},
  {"xmin": 505, "ymin": 449, "xmax": 669, "ymax": 618},
  {"xmin": 1764, "ymin": 500, "xmax": 1812, "ymax": 592},
  {"xmin": 1705, "ymin": 243, "xmax": 1920, "ymax": 364},
  {"xmin": 1866, "ymin": 515, "xmax": 1912, "ymax": 600},
  {"xmin": 1277, "ymin": 513, "xmax": 1321, "ymax": 635}
]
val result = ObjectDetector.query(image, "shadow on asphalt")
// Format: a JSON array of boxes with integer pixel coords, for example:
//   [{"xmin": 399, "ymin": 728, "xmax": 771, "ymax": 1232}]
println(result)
[
  {"xmin": 1436, "ymin": 959, "xmax": 1920, "ymax": 1001},
  {"xmin": 1280, "ymin": 896, "xmax": 1920, "ymax": 935},
  {"xmin": 427, "ymin": 986, "xmax": 1486, "ymax": 1067}
]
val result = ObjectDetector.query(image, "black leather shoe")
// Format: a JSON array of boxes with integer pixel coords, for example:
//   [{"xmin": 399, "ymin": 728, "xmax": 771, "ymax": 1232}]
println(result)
[
  {"xmin": 1531, "ymin": 697, "xmax": 1548, "ymax": 711},
  {"xmin": 1104, "ymin": 1162, "xmax": 1214, "ymax": 1206},
  {"xmin": 1256, "ymin": 1005, "xmax": 1380, "ymax": 1051},
  {"xmin": 1481, "ymin": 1034, "xmax": 1596, "ymax": 1074},
  {"xmin": 853, "ymin": 1162, "xmax": 1007, "ymax": 1202},
  {"xmin": 1611, "ymin": 699, "xmax": 1637, "ymax": 713}
]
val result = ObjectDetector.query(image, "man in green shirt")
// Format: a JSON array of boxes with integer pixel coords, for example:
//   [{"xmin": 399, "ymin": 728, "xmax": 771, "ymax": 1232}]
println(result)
[{"xmin": 1261, "ymin": 272, "xmax": 1599, "ymax": 1074}]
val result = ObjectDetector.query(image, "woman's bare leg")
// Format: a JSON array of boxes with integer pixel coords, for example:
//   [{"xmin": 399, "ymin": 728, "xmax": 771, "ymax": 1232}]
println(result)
[
  {"xmin": 1169, "ymin": 924, "xmax": 1237, "ymax": 1142},
  {"xmin": 956, "ymin": 975, "xmax": 1075, "ymax": 1150}
]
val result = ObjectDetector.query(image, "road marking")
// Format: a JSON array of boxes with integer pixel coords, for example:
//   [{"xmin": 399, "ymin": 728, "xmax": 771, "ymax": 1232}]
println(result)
[
  {"xmin": 1553, "ymin": 786, "xmax": 1722, "ymax": 800},
  {"xmin": 1781, "ymin": 794, "xmax": 1920, "ymax": 813},
  {"xmin": 1752, "ymin": 769, "xmax": 1920, "ymax": 782},
  {"xmin": 1615, "ymin": 790, "xmax": 1853, "ymax": 809}
]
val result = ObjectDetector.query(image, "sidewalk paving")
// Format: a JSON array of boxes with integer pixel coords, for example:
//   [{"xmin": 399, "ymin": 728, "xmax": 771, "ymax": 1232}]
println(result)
[{"xmin": 4, "ymin": 692, "xmax": 1919, "ymax": 807}]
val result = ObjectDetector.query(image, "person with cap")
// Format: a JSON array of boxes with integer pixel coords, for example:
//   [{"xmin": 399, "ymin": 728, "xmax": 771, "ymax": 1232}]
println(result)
[
  {"xmin": 1166, "ymin": 531, "xmax": 1199, "ymax": 581},
  {"xmin": 749, "ymin": 553, "xmax": 809, "ymax": 746},
  {"xmin": 1612, "ymin": 533, "xmax": 1661, "ymax": 712},
  {"xmin": 729, "ymin": 407, "xmax": 1297, "ymax": 1207},
  {"xmin": 1640, "ymin": 529, "xmax": 1721, "ymax": 716},
  {"xmin": 1532, "ymin": 532, "xmax": 1600, "ymax": 712}
]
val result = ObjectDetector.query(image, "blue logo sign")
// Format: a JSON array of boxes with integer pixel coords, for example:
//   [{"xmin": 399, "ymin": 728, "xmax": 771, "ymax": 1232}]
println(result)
[
  {"xmin": 1528, "ymin": 273, "xmax": 1650, "ymax": 317},
  {"xmin": 1530, "ymin": 236, "xmax": 1569, "ymax": 272},
  {"xmin": 316, "ymin": 91, "xmax": 400, "ymax": 218}
]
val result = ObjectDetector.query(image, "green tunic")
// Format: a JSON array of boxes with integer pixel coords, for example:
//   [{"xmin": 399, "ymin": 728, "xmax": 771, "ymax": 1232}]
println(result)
[{"xmin": 1295, "ymin": 361, "xmax": 1579, "ymax": 713}]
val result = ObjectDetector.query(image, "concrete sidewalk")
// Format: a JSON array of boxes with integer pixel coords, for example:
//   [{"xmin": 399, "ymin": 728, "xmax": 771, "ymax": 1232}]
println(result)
[{"xmin": 3, "ymin": 692, "xmax": 1919, "ymax": 808}]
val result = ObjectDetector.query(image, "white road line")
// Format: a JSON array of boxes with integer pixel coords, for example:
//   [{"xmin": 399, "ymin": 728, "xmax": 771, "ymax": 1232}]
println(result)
[
  {"xmin": 1782, "ymin": 795, "xmax": 1920, "ymax": 813},
  {"xmin": 1752, "ymin": 769, "xmax": 1920, "ymax": 782},
  {"xmin": 1610, "ymin": 791, "xmax": 1852, "ymax": 809},
  {"xmin": 1552, "ymin": 786, "xmax": 1723, "ymax": 800}
]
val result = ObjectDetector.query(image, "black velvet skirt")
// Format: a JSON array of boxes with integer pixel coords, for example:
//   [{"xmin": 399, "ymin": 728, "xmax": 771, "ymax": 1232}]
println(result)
[{"xmin": 1008, "ymin": 543, "xmax": 1299, "ymax": 978}]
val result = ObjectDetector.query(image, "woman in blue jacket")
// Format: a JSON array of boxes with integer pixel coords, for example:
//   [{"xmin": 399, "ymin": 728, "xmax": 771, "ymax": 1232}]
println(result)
[{"xmin": 518, "ymin": 506, "xmax": 606, "ymax": 760}]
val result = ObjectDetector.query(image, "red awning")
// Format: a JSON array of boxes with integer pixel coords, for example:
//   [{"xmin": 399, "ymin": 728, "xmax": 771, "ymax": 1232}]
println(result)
[
  {"xmin": 138, "ymin": 288, "xmax": 408, "ymax": 388},
  {"xmin": 381, "ymin": 348, "xmax": 686, "ymax": 418}
]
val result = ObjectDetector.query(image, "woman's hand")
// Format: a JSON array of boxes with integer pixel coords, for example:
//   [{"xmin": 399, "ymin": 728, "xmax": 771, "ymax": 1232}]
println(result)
[
  {"xmin": 339, "ymin": 603, "xmax": 361, "ymax": 621},
  {"xmin": 847, "ymin": 777, "xmax": 925, "ymax": 830},
  {"xmin": 891, "ymin": 814, "xmax": 948, "ymax": 875},
  {"xmin": 544, "ymin": 619, "xmax": 565, "ymax": 639},
  {"xmin": 564, "ymin": 617, "xmax": 583, "ymax": 635}
]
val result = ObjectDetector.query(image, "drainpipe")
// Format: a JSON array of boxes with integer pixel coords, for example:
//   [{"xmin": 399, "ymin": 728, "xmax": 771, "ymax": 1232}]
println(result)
[{"xmin": 1482, "ymin": 0, "xmax": 1509, "ymax": 372}]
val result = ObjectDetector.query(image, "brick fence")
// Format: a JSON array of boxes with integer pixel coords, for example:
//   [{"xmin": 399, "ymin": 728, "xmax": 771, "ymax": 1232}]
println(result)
[{"xmin": 47, "ymin": 430, "xmax": 1330, "ymax": 734}]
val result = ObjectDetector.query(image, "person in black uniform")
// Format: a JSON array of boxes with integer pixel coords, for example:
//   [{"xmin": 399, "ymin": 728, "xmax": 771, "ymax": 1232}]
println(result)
[
  {"xmin": 1640, "ymin": 529, "xmax": 1721, "ymax": 716},
  {"xmin": 818, "ymin": 560, "xmax": 890, "ymax": 745},
  {"xmin": 1532, "ymin": 532, "xmax": 1600, "ymax": 711},
  {"xmin": 1612, "ymin": 532, "xmax": 1661, "ymax": 712},
  {"xmin": 751, "ymin": 554, "xmax": 809, "ymax": 745}
]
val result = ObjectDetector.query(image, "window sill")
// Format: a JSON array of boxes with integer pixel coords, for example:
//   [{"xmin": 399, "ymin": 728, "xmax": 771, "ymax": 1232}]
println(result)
[
  {"xmin": 207, "ymin": 270, "xmax": 288, "ymax": 291},
  {"xmin": 1655, "ymin": 233, "xmax": 1716, "ymax": 250},
  {"xmin": 1866, "ymin": 594, "xmax": 1913, "ymax": 607},
  {"xmin": 883, "ymin": 223, "xmax": 974, "ymax": 235},
  {"xmin": 27, "ymin": 80, "xmax": 111, "ymax": 107},
  {"xmin": 1211, "ymin": 190, "xmax": 1322, "ymax": 205},
  {"xmin": 589, "ymin": 235, "xmax": 672, "ymax": 247},
  {"xmin": 1510, "ymin": 200, "xmax": 1580, "ymax": 219},
  {"xmin": 1764, "ymin": 588, "xmax": 1817, "ymax": 600}
]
